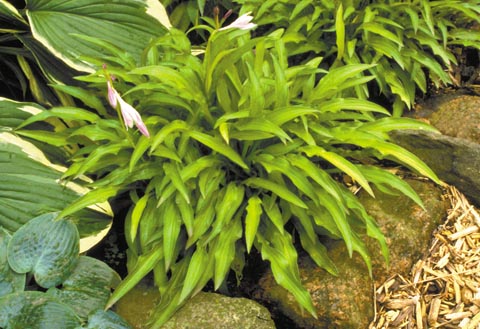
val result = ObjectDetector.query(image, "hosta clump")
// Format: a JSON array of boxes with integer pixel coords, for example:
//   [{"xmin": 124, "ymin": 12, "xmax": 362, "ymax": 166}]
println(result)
[
  {"xmin": 0, "ymin": 213, "xmax": 130, "ymax": 329},
  {"xmin": 234, "ymin": 0, "xmax": 480, "ymax": 114},
  {"xmin": 20, "ymin": 27, "xmax": 440, "ymax": 327}
]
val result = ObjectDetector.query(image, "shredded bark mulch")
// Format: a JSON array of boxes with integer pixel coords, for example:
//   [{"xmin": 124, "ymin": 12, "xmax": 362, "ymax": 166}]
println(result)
[{"xmin": 370, "ymin": 186, "xmax": 480, "ymax": 328}]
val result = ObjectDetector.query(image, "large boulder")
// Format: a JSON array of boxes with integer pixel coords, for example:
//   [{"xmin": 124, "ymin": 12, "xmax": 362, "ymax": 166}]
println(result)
[
  {"xmin": 254, "ymin": 180, "xmax": 447, "ymax": 328},
  {"xmin": 115, "ymin": 285, "xmax": 275, "ymax": 329},
  {"xmin": 391, "ymin": 93, "xmax": 480, "ymax": 206}
]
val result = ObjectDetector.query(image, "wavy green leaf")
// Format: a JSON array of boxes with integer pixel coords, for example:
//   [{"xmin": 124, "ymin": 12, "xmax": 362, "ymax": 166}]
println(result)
[{"xmin": 7, "ymin": 212, "xmax": 79, "ymax": 288}]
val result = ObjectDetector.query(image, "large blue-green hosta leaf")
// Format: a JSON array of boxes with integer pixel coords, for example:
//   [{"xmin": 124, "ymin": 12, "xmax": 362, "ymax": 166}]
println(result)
[
  {"xmin": 0, "ymin": 228, "xmax": 25, "ymax": 297},
  {"xmin": 0, "ymin": 291, "xmax": 81, "ymax": 329},
  {"xmin": 47, "ymin": 256, "xmax": 121, "ymax": 320},
  {"xmin": 85, "ymin": 310, "xmax": 132, "ymax": 329},
  {"xmin": 7, "ymin": 212, "xmax": 79, "ymax": 288},
  {"xmin": 25, "ymin": 0, "xmax": 171, "ymax": 72}
]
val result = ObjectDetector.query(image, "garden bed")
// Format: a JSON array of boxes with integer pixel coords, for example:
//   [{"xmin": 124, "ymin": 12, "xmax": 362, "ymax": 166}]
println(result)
[{"xmin": 371, "ymin": 186, "xmax": 480, "ymax": 328}]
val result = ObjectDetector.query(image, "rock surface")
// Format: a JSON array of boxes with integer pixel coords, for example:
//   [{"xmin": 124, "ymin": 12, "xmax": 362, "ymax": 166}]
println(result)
[
  {"xmin": 115, "ymin": 287, "xmax": 275, "ymax": 329},
  {"xmin": 391, "ymin": 93, "xmax": 480, "ymax": 206},
  {"xmin": 254, "ymin": 180, "xmax": 448, "ymax": 328}
]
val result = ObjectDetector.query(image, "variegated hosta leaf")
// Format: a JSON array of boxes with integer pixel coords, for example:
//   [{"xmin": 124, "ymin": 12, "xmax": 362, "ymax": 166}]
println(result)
[
  {"xmin": 0, "ymin": 101, "xmax": 113, "ymax": 252},
  {"xmin": 0, "ymin": 228, "xmax": 25, "ymax": 297},
  {"xmin": 46, "ymin": 256, "xmax": 121, "ymax": 320},
  {"xmin": 0, "ymin": 291, "xmax": 81, "ymax": 329},
  {"xmin": 25, "ymin": 0, "xmax": 170, "ymax": 72},
  {"xmin": 7, "ymin": 212, "xmax": 79, "ymax": 288}
]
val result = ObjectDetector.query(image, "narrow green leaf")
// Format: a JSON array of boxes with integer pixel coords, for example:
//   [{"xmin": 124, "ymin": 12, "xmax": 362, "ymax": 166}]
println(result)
[
  {"xmin": 128, "ymin": 194, "xmax": 149, "ymax": 243},
  {"xmin": 361, "ymin": 22, "xmax": 403, "ymax": 46},
  {"xmin": 58, "ymin": 186, "xmax": 121, "ymax": 219},
  {"xmin": 163, "ymin": 200, "xmax": 182, "ymax": 270},
  {"xmin": 295, "ymin": 223, "xmax": 338, "ymax": 276},
  {"xmin": 335, "ymin": 3, "xmax": 345, "ymax": 60},
  {"xmin": 188, "ymin": 130, "xmax": 248, "ymax": 170},
  {"xmin": 178, "ymin": 248, "xmax": 208, "ymax": 304},
  {"xmin": 163, "ymin": 162, "xmax": 190, "ymax": 204},
  {"xmin": 235, "ymin": 118, "xmax": 291, "ymax": 143},
  {"xmin": 150, "ymin": 120, "xmax": 189, "ymax": 152},
  {"xmin": 244, "ymin": 177, "xmax": 307, "ymax": 209},
  {"xmin": 49, "ymin": 85, "xmax": 107, "ymax": 115},
  {"xmin": 244, "ymin": 196, "xmax": 262, "ymax": 253},
  {"xmin": 213, "ymin": 216, "xmax": 242, "ymax": 290},
  {"xmin": 106, "ymin": 247, "xmax": 163, "ymax": 309},
  {"xmin": 300, "ymin": 145, "xmax": 374, "ymax": 197}
]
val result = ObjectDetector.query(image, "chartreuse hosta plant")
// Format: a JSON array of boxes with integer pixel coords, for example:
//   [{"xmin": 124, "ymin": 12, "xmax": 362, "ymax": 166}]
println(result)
[
  {"xmin": 0, "ymin": 212, "xmax": 130, "ymax": 328},
  {"xmin": 234, "ymin": 0, "xmax": 480, "ymax": 115},
  {"xmin": 18, "ymin": 22, "xmax": 440, "ymax": 327}
]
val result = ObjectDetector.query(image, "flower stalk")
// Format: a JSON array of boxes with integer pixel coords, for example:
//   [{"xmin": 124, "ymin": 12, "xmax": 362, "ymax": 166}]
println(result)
[{"xmin": 103, "ymin": 64, "xmax": 150, "ymax": 138}]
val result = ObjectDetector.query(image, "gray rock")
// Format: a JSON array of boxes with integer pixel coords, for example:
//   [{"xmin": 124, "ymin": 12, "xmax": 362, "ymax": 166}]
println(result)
[
  {"xmin": 255, "ymin": 180, "xmax": 447, "ymax": 328},
  {"xmin": 390, "ymin": 130, "xmax": 480, "ymax": 206},
  {"xmin": 162, "ymin": 292, "xmax": 275, "ymax": 329},
  {"xmin": 115, "ymin": 285, "xmax": 275, "ymax": 329},
  {"xmin": 393, "ymin": 93, "xmax": 480, "ymax": 206}
]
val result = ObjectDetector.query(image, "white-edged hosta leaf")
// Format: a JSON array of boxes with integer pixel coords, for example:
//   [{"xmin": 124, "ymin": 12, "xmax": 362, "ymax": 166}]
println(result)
[
  {"xmin": 7, "ymin": 212, "xmax": 79, "ymax": 288},
  {"xmin": 0, "ymin": 97, "xmax": 44, "ymax": 129},
  {"xmin": 46, "ymin": 256, "xmax": 121, "ymax": 320},
  {"xmin": 1, "ymin": 102, "xmax": 113, "ymax": 252},
  {"xmin": 0, "ymin": 291, "xmax": 81, "ymax": 329},
  {"xmin": 0, "ymin": 228, "xmax": 25, "ymax": 297},
  {"xmin": 25, "ymin": 0, "xmax": 169, "ymax": 72}
]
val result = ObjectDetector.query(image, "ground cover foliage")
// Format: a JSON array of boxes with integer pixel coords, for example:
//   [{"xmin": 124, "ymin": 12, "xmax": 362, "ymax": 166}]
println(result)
[{"xmin": 0, "ymin": 0, "xmax": 479, "ymax": 327}]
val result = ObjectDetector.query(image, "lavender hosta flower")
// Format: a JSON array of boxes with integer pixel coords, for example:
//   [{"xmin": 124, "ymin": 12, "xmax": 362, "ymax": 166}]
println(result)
[
  {"xmin": 106, "ymin": 80, "xmax": 150, "ymax": 138},
  {"xmin": 219, "ymin": 12, "xmax": 256, "ymax": 31}
]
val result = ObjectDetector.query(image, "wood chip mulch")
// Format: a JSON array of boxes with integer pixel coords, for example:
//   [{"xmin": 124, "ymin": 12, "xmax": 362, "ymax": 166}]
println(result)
[{"xmin": 370, "ymin": 186, "xmax": 480, "ymax": 329}]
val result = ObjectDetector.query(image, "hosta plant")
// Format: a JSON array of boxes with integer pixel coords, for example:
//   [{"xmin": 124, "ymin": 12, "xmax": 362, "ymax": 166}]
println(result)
[
  {"xmin": 233, "ymin": 0, "xmax": 480, "ymax": 114},
  {"xmin": 17, "ymin": 23, "xmax": 440, "ymax": 327},
  {"xmin": 0, "ymin": 0, "xmax": 170, "ymax": 103},
  {"xmin": 0, "ymin": 212, "xmax": 130, "ymax": 329}
]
